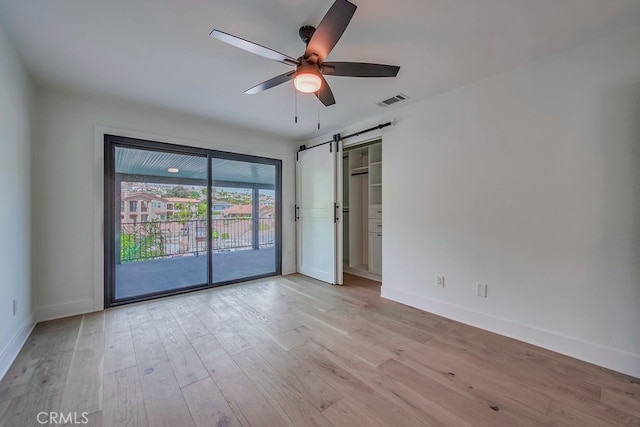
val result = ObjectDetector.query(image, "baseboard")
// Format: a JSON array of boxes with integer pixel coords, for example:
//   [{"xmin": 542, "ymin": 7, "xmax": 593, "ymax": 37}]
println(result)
[
  {"xmin": 35, "ymin": 298, "xmax": 95, "ymax": 322},
  {"xmin": 282, "ymin": 265, "xmax": 297, "ymax": 276},
  {"xmin": 344, "ymin": 266, "xmax": 382, "ymax": 282},
  {"xmin": 381, "ymin": 286, "xmax": 640, "ymax": 379},
  {"xmin": 0, "ymin": 315, "xmax": 36, "ymax": 381}
]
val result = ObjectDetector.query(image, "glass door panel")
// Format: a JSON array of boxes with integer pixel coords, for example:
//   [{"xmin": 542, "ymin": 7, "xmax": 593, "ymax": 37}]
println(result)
[
  {"xmin": 113, "ymin": 146, "xmax": 208, "ymax": 300},
  {"xmin": 211, "ymin": 158, "xmax": 278, "ymax": 284}
]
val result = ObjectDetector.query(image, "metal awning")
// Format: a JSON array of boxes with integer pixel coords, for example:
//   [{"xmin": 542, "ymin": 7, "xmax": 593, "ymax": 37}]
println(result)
[{"xmin": 115, "ymin": 147, "xmax": 276, "ymax": 186}]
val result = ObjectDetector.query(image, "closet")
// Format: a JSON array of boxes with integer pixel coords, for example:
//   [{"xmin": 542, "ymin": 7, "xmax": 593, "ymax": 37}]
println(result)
[{"xmin": 343, "ymin": 140, "xmax": 382, "ymax": 280}]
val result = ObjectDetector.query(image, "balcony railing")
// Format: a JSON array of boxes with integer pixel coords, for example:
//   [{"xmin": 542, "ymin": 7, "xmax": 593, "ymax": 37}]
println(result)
[{"xmin": 119, "ymin": 217, "xmax": 275, "ymax": 263}]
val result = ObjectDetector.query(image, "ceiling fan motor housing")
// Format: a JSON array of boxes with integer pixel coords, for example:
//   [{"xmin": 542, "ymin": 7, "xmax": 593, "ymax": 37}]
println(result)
[{"xmin": 299, "ymin": 25, "xmax": 316, "ymax": 45}]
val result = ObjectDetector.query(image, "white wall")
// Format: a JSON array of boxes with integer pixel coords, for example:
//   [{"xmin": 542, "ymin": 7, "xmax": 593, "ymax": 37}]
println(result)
[
  {"xmin": 34, "ymin": 88, "xmax": 297, "ymax": 321},
  {"xmin": 306, "ymin": 25, "xmax": 640, "ymax": 377},
  {"xmin": 0, "ymin": 25, "xmax": 36, "ymax": 378}
]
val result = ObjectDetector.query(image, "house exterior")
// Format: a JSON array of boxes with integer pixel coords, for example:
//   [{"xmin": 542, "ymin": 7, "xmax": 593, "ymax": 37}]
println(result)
[
  {"xmin": 165, "ymin": 197, "xmax": 200, "ymax": 218},
  {"xmin": 212, "ymin": 200, "xmax": 233, "ymax": 212},
  {"xmin": 121, "ymin": 193, "xmax": 168, "ymax": 223},
  {"xmin": 221, "ymin": 204, "xmax": 274, "ymax": 218},
  {"xmin": 121, "ymin": 193, "xmax": 264, "ymax": 224}
]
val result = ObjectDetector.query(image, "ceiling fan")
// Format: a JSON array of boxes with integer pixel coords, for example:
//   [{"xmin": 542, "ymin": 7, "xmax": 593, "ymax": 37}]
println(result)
[{"xmin": 210, "ymin": 0, "xmax": 400, "ymax": 106}]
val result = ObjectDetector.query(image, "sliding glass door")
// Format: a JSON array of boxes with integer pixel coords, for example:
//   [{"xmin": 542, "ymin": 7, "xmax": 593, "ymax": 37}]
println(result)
[{"xmin": 104, "ymin": 136, "xmax": 281, "ymax": 306}]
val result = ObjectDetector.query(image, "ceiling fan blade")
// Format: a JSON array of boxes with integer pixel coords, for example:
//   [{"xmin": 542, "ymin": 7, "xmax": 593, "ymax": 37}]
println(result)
[
  {"xmin": 210, "ymin": 30, "xmax": 298, "ymax": 67},
  {"xmin": 305, "ymin": 0, "xmax": 357, "ymax": 63},
  {"xmin": 315, "ymin": 75, "xmax": 336, "ymax": 106},
  {"xmin": 245, "ymin": 71, "xmax": 296, "ymax": 95},
  {"xmin": 321, "ymin": 62, "xmax": 400, "ymax": 77}
]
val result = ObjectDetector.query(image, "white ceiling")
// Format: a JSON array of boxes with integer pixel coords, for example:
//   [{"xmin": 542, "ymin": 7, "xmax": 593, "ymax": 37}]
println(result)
[{"xmin": 2, "ymin": 0, "xmax": 640, "ymax": 141}]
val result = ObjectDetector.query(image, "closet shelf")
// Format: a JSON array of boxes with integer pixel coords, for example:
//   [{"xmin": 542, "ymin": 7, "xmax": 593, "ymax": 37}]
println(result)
[
  {"xmin": 350, "ymin": 166, "xmax": 369, "ymax": 173},
  {"xmin": 370, "ymin": 183, "xmax": 382, "ymax": 187},
  {"xmin": 369, "ymin": 161, "xmax": 382, "ymax": 166}
]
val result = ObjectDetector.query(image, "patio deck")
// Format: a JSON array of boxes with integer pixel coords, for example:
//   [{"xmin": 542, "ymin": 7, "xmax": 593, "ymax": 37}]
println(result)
[{"xmin": 115, "ymin": 247, "xmax": 276, "ymax": 299}]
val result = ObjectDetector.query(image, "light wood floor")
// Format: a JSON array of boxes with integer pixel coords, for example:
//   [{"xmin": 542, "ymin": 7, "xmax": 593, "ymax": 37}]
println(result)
[{"xmin": 1, "ymin": 274, "xmax": 639, "ymax": 426}]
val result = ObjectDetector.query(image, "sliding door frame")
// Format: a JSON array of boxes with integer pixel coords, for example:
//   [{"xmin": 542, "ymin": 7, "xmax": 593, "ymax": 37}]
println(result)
[{"xmin": 104, "ymin": 134, "xmax": 282, "ymax": 308}]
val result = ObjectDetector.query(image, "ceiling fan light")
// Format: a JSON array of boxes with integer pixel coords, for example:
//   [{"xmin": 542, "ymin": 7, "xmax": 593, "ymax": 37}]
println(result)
[{"xmin": 294, "ymin": 72, "xmax": 322, "ymax": 93}]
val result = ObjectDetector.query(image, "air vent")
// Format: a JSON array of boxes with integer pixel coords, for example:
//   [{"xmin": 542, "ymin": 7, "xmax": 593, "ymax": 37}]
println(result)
[{"xmin": 377, "ymin": 93, "xmax": 409, "ymax": 107}]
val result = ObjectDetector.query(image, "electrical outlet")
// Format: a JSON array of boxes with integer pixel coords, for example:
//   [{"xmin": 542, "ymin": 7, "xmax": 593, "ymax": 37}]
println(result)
[
  {"xmin": 476, "ymin": 283, "xmax": 488, "ymax": 298},
  {"xmin": 436, "ymin": 275, "xmax": 445, "ymax": 288},
  {"xmin": 12, "ymin": 299, "xmax": 17, "ymax": 316}
]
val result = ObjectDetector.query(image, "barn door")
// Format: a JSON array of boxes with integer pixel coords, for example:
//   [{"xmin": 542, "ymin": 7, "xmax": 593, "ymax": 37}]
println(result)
[{"xmin": 296, "ymin": 142, "xmax": 343, "ymax": 285}]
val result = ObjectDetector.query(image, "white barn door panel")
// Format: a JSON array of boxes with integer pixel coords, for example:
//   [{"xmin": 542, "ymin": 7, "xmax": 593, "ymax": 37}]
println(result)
[{"xmin": 296, "ymin": 143, "xmax": 342, "ymax": 285}]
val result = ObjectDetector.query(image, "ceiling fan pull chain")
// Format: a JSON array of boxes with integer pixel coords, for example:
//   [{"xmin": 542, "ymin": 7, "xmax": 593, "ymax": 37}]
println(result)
[
  {"xmin": 294, "ymin": 87, "xmax": 298, "ymax": 124},
  {"xmin": 317, "ymin": 96, "xmax": 321, "ymax": 130}
]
